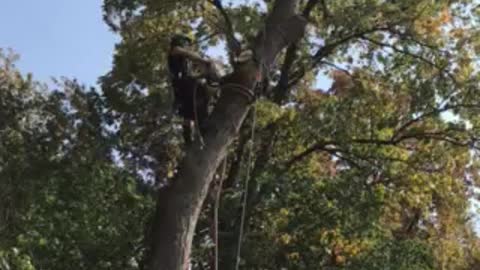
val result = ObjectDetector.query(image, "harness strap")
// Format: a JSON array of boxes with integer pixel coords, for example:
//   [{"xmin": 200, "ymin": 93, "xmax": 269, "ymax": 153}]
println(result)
[{"xmin": 222, "ymin": 83, "xmax": 256, "ymax": 103}]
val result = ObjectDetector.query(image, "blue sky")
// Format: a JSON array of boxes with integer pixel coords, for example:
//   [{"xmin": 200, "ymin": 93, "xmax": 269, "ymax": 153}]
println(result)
[
  {"xmin": 0, "ymin": 0, "xmax": 331, "ymax": 89},
  {"xmin": 0, "ymin": 0, "xmax": 118, "ymax": 86}
]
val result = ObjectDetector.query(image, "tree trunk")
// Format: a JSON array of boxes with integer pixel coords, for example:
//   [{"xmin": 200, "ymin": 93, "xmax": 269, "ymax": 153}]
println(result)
[{"xmin": 145, "ymin": 1, "xmax": 307, "ymax": 269}]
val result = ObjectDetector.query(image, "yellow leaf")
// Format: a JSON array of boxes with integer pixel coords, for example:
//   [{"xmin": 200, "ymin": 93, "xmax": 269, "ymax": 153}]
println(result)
[{"xmin": 280, "ymin": 234, "xmax": 292, "ymax": 245}]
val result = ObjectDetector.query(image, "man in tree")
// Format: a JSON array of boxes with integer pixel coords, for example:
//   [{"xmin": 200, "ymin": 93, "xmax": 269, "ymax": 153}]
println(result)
[{"xmin": 168, "ymin": 34, "xmax": 220, "ymax": 144}]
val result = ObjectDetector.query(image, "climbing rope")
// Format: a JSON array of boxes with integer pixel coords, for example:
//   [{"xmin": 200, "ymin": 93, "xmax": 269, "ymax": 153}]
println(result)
[
  {"xmin": 234, "ymin": 103, "xmax": 257, "ymax": 270},
  {"xmin": 214, "ymin": 158, "xmax": 228, "ymax": 270},
  {"xmin": 233, "ymin": 22, "xmax": 267, "ymax": 269}
]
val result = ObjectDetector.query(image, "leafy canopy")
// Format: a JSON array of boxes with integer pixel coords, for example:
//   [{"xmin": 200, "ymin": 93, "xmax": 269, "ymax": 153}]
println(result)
[{"xmin": 2, "ymin": 0, "xmax": 480, "ymax": 269}]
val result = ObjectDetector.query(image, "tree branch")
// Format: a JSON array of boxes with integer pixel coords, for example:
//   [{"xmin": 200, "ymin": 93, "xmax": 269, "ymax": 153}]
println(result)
[
  {"xmin": 360, "ymin": 36, "xmax": 444, "ymax": 71},
  {"xmin": 288, "ymin": 26, "xmax": 391, "ymax": 87},
  {"xmin": 284, "ymin": 123, "xmax": 480, "ymax": 170},
  {"xmin": 273, "ymin": 0, "xmax": 319, "ymax": 103},
  {"xmin": 254, "ymin": 1, "xmax": 308, "ymax": 70},
  {"xmin": 209, "ymin": 0, "xmax": 241, "ymax": 63}
]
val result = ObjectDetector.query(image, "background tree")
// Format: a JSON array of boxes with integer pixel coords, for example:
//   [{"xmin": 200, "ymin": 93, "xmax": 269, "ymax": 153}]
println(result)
[
  {"xmin": 0, "ymin": 49, "xmax": 154, "ymax": 270},
  {"xmin": 2, "ymin": 0, "xmax": 480, "ymax": 269}
]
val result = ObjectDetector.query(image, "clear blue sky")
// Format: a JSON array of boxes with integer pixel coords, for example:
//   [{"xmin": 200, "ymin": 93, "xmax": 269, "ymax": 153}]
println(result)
[
  {"xmin": 0, "ymin": 1, "xmax": 332, "ymax": 89},
  {"xmin": 0, "ymin": 0, "xmax": 118, "ymax": 86}
]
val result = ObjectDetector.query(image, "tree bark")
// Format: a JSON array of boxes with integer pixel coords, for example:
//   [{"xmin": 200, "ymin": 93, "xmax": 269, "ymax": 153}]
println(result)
[{"xmin": 145, "ymin": 1, "xmax": 307, "ymax": 269}]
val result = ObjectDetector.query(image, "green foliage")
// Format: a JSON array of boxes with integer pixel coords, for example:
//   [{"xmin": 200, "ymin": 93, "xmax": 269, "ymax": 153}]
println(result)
[
  {"xmin": 0, "ymin": 50, "xmax": 154, "ymax": 270},
  {"xmin": 351, "ymin": 239, "xmax": 435, "ymax": 270},
  {"xmin": 0, "ymin": 248, "xmax": 35, "ymax": 270},
  {"xmin": 3, "ymin": 0, "xmax": 480, "ymax": 269}
]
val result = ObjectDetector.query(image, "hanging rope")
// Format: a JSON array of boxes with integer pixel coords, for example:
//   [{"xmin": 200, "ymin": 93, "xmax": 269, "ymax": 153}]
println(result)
[
  {"xmin": 234, "ymin": 103, "xmax": 257, "ymax": 270},
  {"xmin": 214, "ymin": 158, "xmax": 228, "ymax": 270},
  {"xmin": 232, "ymin": 20, "xmax": 268, "ymax": 269},
  {"xmin": 213, "ymin": 78, "xmax": 257, "ymax": 270}
]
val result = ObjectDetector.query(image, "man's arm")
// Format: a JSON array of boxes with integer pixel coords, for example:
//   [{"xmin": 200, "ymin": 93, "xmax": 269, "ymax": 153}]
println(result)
[{"xmin": 170, "ymin": 46, "xmax": 210, "ymax": 65}]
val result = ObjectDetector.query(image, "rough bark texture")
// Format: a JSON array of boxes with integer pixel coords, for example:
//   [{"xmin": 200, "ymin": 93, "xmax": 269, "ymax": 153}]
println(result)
[{"xmin": 145, "ymin": 1, "xmax": 307, "ymax": 269}]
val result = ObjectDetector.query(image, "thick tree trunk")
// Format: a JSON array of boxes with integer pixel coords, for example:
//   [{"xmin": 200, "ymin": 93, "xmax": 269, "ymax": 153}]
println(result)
[
  {"xmin": 146, "ymin": 88, "xmax": 252, "ymax": 270},
  {"xmin": 145, "ymin": 1, "xmax": 307, "ymax": 269}
]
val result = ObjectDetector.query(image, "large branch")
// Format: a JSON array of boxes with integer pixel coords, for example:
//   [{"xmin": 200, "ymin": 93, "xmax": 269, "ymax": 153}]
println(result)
[
  {"xmin": 145, "ymin": 1, "xmax": 308, "ymax": 269},
  {"xmin": 253, "ymin": 1, "xmax": 307, "ymax": 71},
  {"xmin": 273, "ymin": 0, "xmax": 319, "ymax": 103}
]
